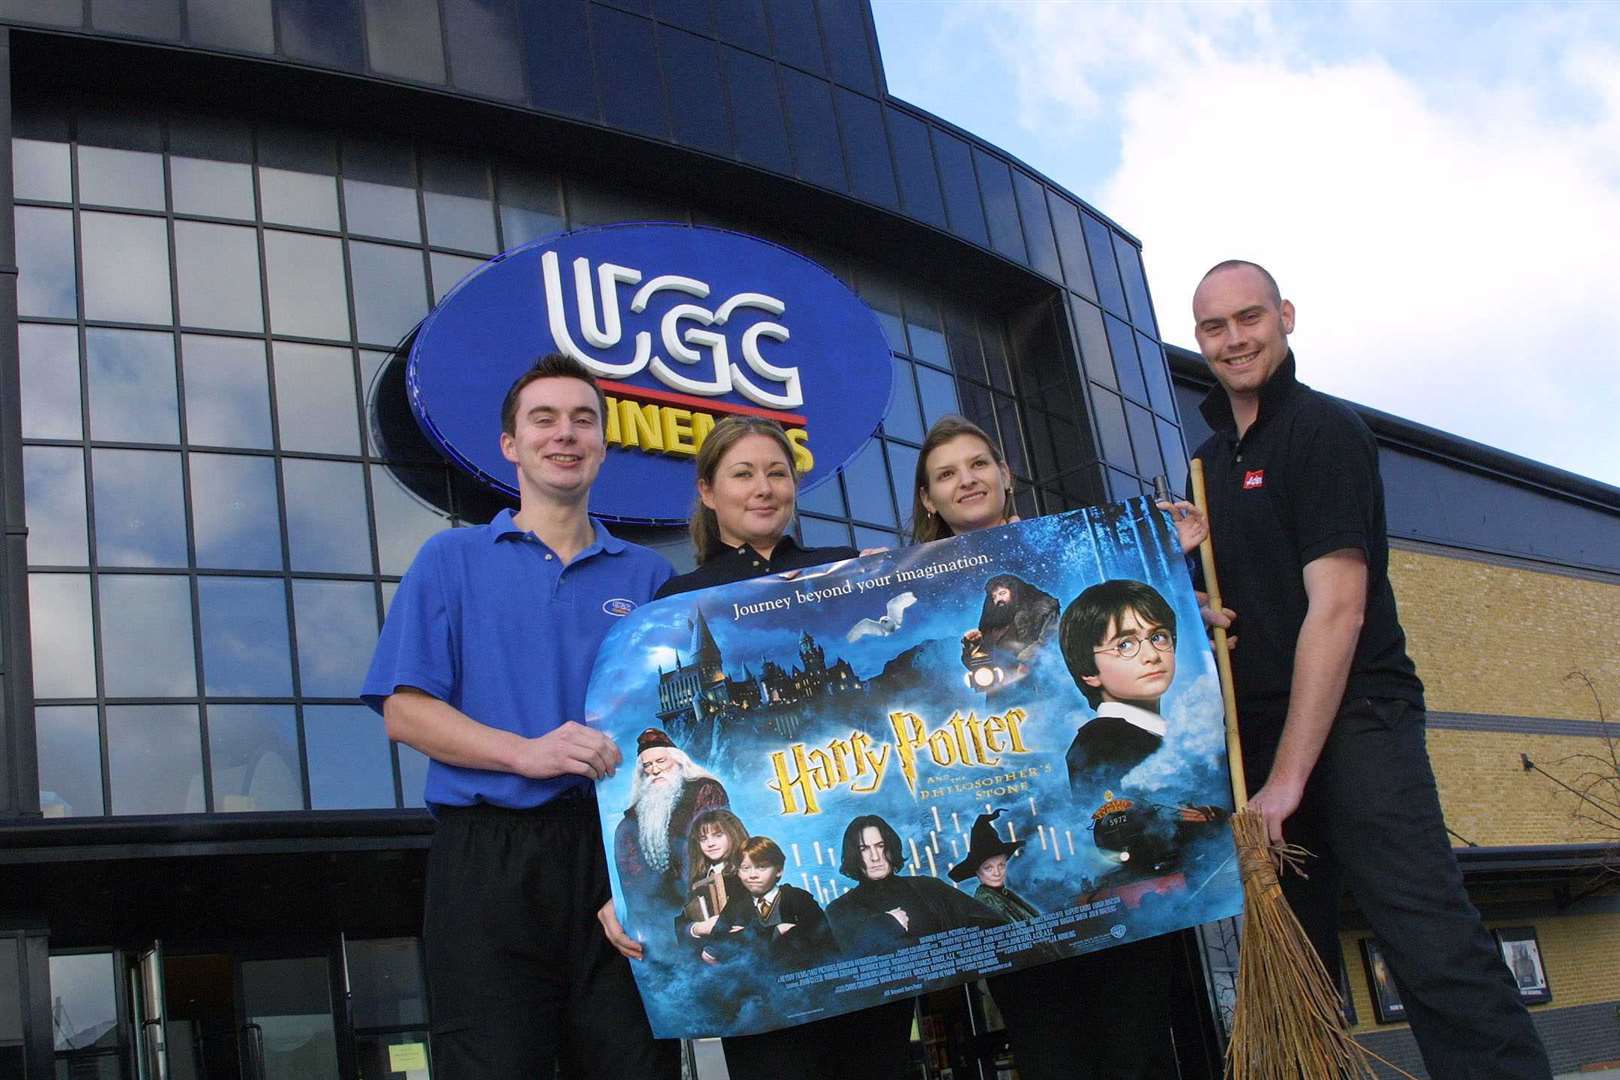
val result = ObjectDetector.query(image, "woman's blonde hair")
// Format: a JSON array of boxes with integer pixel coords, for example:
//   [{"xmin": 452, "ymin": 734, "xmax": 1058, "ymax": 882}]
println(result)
[
  {"xmin": 909, "ymin": 415, "xmax": 1014, "ymax": 544},
  {"xmin": 690, "ymin": 416, "xmax": 799, "ymax": 564}
]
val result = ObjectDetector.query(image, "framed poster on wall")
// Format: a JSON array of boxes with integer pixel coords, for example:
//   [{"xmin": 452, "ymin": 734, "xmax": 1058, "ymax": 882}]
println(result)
[
  {"xmin": 1360, "ymin": 937, "xmax": 1405, "ymax": 1024},
  {"xmin": 1494, "ymin": 927, "xmax": 1552, "ymax": 1004}
]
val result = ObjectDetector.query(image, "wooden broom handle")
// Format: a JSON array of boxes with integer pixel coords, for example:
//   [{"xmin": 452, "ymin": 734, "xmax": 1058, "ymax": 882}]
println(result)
[{"xmin": 1190, "ymin": 458, "xmax": 1250, "ymax": 808}]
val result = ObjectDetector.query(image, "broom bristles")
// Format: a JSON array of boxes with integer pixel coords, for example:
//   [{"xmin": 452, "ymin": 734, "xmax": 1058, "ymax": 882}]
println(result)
[{"xmin": 1224, "ymin": 808, "xmax": 1406, "ymax": 1080}]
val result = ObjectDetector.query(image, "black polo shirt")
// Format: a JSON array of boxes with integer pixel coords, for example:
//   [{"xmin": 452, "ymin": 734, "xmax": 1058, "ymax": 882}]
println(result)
[
  {"xmin": 1192, "ymin": 354, "xmax": 1423, "ymax": 739},
  {"xmin": 654, "ymin": 534, "xmax": 860, "ymax": 599}
]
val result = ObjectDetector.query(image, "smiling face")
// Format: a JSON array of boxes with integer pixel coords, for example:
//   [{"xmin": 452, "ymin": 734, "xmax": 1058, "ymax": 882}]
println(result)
[
  {"xmin": 698, "ymin": 433, "xmax": 797, "ymax": 552},
  {"xmin": 1083, "ymin": 607, "xmax": 1177, "ymax": 708},
  {"xmin": 738, "ymin": 855, "xmax": 782, "ymax": 897},
  {"xmin": 697, "ymin": 823, "xmax": 732, "ymax": 864},
  {"xmin": 976, "ymin": 853, "xmax": 1009, "ymax": 889},
  {"xmin": 498, "ymin": 375, "xmax": 605, "ymax": 506},
  {"xmin": 1192, "ymin": 265, "xmax": 1295, "ymax": 409},
  {"xmin": 859, "ymin": 826, "xmax": 892, "ymax": 881},
  {"xmin": 920, "ymin": 434, "xmax": 1011, "ymax": 535}
]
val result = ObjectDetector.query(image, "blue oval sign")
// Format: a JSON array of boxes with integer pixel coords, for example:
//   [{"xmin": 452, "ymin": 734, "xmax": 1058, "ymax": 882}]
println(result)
[{"xmin": 408, "ymin": 224, "xmax": 895, "ymax": 525}]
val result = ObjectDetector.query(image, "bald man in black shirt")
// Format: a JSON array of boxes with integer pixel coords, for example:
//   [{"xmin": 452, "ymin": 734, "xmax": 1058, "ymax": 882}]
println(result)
[{"xmin": 1191, "ymin": 260, "xmax": 1549, "ymax": 1080}]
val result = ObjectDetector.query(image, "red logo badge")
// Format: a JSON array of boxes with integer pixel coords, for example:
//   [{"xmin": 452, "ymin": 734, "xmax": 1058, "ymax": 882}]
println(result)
[{"xmin": 1242, "ymin": 469, "xmax": 1265, "ymax": 490}]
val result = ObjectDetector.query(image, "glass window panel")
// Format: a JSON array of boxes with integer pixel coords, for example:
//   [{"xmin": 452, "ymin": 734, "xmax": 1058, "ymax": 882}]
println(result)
[
  {"xmin": 343, "ymin": 178, "xmax": 421, "ymax": 242},
  {"xmin": 48, "ymin": 955, "xmax": 120, "ymax": 1048},
  {"xmin": 796, "ymin": 474, "xmax": 845, "ymax": 518},
  {"xmin": 725, "ymin": 48, "xmax": 792, "ymax": 174},
  {"xmin": 306, "ymin": 704, "xmax": 395, "ymax": 808},
  {"xmin": 15, "ymin": 206, "xmax": 78, "ymax": 317},
  {"xmin": 278, "ymin": 0, "xmax": 364, "ymax": 69},
  {"xmin": 372, "ymin": 465, "xmax": 450, "ymax": 575},
  {"xmin": 886, "ymin": 441, "xmax": 920, "ymax": 524},
  {"xmin": 852, "ymin": 525, "xmax": 896, "ymax": 550},
  {"xmin": 273, "ymin": 343, "xmax": 360, "ymax": 454},
  {"xmin": 77, "ymin": 145, "xmax": 165, "ymax": 210},
  {"xmin": 99, "ymin": 575, "xmax": 197, "ymax": 696},
  {"xmin": 942, "ymin": 304, "xmax": 986, "ymax": 383},
  {"xmin": 443, "ymin": 0, "xmax": 523, "ymax": 101},
  {"xmin": 190, "ymin": 453, "xmax": 283, "ymax": 570},
  {"xmin": 284, "ymin": 459, "xmax": 372, "ymax": 573},
  {"xmin": 1137, "ymin": 333, "xmax": 1176, "ymax": 417},
  {"xmin": 563, "ymin": 179, "xmax": 682, "ymax": 228},
  {"xmin": 1105, "ymin": 314, "xmax": 1148, "ymax": 404},
  {"xmin": 593, "ymin": 6, "xmax": 668, "ymax": 139},
  {"xmin": 780, "ymin": 67, "xmax": 846, "ymax": 191},
  {"xmin": 258, "ymin": 121, "xmax": 339, "ymax": 175},
  {"xmin": 264, "ymin": 231, "xmax": 351, "ymax": 340},
  {"xmin": 349, "ymin": 241, "xmax": 428, "ymax": 345},
  {"xmin": 797, "ymin": 514, "xmax": 850, "ymax": 550},
  {"xmin": 209, "ymin": 705, "xmax": 303, "ymax": 812},
  {"xmin": 364, "ymin": 0, "xmax": 446, "ymax": 83},
  {"xmin": 1048, "ymin": 193, "xmax": 1096, "ymax": 301},
  {"xmin": 1082, "ymin": 212, "xmax": 1128, "ymax": 319},
  {"xmin": 1156, "ymin": 419, "xmax": 1189, "ymax": 499},
  {"xmin": 1070, "ymin": 295, "xmax": 1115, "ymax": 391},
  {"xmin": 715, "ymin": 0, "xmax": 769, "ymax": 51},
  {"xmin": 187, "ymin": 0, "xmax": 275, "ymax": 53},
  {"xmin": 820, "ymin": 0, "xmax": 877, "ymax": 92},
  {"xmin": 86, "ymin": 328, "xmax": 178, "ymax": 443},
  {"xmin": 883, "ymin": 357, "xmax": 923, "ymax": 443},
  {"xmin": 199, "ymin": 577, "xmax": 292, "ymax": 696},
  {"xmin": 29, "ymin": 574, "xmax": 95, "ymax": 698},
  {"xmin": 13, "ymin": 137, "xmax": 71, "ymax": 200},
  {"xmin": 885, "ymin": 106, "xmax": 945, "ymax": 228},
  {"xmin": 430, "ymin": 251, "xmax": 485, "ymax": 304},
  {"xmin": 915, "ymin": 365, "xmax": 960, "ymax": 427},
  {"xmin": 181, "ymin": 334, "xmax": 273, "ymax": 449},
  {"xmin": 397, "ymin": 742, "xmax": 428, "ymax": 807},
  {"xmin": 259, "ymin": 167, "xmax": 340, "ymax": 230},
  {"xmin": 80, "ymin": 212, "xmax": 174, "ymax": 324},
  {"xmin": 90, "ymin": 0, "xmax": 180, "ymax": 37},
  {"xmin": 93, "ymin": 449, "xmax": 188, "ymax": 567},
  {"xmin": 974, "ymin": 149, "xmax": 1025, "ymax": 262},
  {"xmin": 0, "ymin": 0, "xmax": 80, "ymax": 25},
  {"xmin": 36, "ymin": 706, "xmax": 103, "ymax": 817},
  {"xmin": 424, "ymin": 192, "xmax": 496, "ymax": 254},
  {"xmin": 656, "ymin": 0, "xmax": 710, "ymax": 31},
  {"xmin": 174, "ymin": 221, "xmax": 264, "ymax": 331},
  {"xmin": 1013, "ymin": 171, "xmax": 1061, "ymax": 282},
  {"xmin": 517, "ymin": 0, "xmax": 595, "ymax": 120},
  {"xmin": 171, "ymin": 156, "xmax": 255, "ymax": 219},
  {"xmin": 958, "ymin": 381, "xmax": 996, "ymax": 439},
  {"xmin": 903, "ymin": 297, "xmax": 948, "ymax": 369},
  {"xmin": 995, "ymin": 396, "xmax": 1028, "ymax": 478},
  {"xmin": 1090, "ymin": 387, "xmax": 1134, "ymax": 470},
  {"xmin": 1105, "ymin": 466, "xmax": 1142, "ymax": 505},
  {"xmin": 107, "ymin": 704, "xmax": 204, "ymax": 814},
  {"xmin": 347, "ymin": 938, "xmax": 427, "ymax": 1027},
  {"xmin": 1022, "ymin": 408, "xmax": 1058, "ymax": 478},
  {"xmin": 498, "ymin": 205, "xmax": 563, "ymax": 248},
  {"xmin": 841, "ymin": 439, "xmax": 894, "ymax": 526},
  {"xmin": 1113, "ymin": 235, "xmax": 1158, "ymax": 336},
  {"xmin": 1125, "ymin": 401, "xmax": 1165, "ymax": 479},
  {"xmin": 932, "ymin": 130, "xmax": 987, "ymax": 247},
  {"xmin": 979, "ymin": 317, "xmax": 1013, "ymax": 393},
  {"xmin": 767, "ymin": 0, "xmax": 825, "ymax": 73},
  {"xmin": 659, "ymin": 26, "xmax": 730, "ymax": 157},
  {"xmin": 23, "ymin": 446, "xmax": 87, "ymax": 565},
  {"xmin": 856, "ymin": 276, "xmax": 906, "ymax": 352},
  {"xmin": 18, "ymin": 323, "xmax": 82, "ymax": 439}
]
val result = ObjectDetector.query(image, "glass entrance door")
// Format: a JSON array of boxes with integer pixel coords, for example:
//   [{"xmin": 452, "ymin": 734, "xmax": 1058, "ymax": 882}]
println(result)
[{"xmin": 239, "ymin": 956, "xmax": 341, "ymax": 1080}]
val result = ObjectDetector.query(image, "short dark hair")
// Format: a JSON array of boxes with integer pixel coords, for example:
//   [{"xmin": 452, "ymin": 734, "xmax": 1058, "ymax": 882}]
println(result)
[
  {"xmin": 739, "ymin": 835, "xmax": 786, "ymax": 872},
  {"xmin": 839, "ymin": 814, "xmax": 905, "ymax": 881},
  {"xmin": 1200, "ymin": 260, "xmax": 1282, "ymax": 308},
  {"xmin": 1059, "ymin": 579, "xmax": 1177, "ymax": 708},
  {"xmin": 500, "ymin": 352, "xmax": 606, "ymax": 435}
]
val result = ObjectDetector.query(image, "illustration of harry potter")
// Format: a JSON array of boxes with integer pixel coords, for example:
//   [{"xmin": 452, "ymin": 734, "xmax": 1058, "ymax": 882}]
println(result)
[
  {"xmin": 702, "ymin": 836, "xmax": 837, "ymax": 971},
  {"xmin": 825, "ymin": 814, "xmax": 1006, "ymax": 956}
]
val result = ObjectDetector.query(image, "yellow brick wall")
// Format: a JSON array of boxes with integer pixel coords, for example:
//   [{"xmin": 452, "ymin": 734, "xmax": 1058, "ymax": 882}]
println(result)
[{"xmin": 1344, "ymin": 912, "xmax": 1620, "ymax": 1035}]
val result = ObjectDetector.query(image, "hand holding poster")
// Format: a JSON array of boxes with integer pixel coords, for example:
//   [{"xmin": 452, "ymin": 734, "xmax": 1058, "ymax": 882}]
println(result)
[{"xmin": 586, "ymin": 497, "xmax": 1243, "ymax": 1038}]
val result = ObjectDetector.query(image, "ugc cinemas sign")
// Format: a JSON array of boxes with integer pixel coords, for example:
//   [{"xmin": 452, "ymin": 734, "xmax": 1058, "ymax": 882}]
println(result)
[{"xmin": 408, "ymin": 224, "xmax": 895, "ymax": 525}]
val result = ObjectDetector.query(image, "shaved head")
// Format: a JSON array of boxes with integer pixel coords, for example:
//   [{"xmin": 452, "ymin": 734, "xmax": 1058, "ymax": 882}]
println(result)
[{"xmin": 1198, "ymin": 260, "xmax": 1282, "ymax": 308}]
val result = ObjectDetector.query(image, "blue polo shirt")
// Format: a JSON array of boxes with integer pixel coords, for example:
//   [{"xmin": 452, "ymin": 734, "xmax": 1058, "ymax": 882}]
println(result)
[{"xmin": 361, "ymin": 509, "xmax": 673, "ymax": 809}]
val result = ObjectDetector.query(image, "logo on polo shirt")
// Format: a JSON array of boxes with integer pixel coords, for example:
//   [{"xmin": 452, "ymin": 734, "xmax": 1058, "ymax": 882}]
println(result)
[
  {"xmin": 1242, "ymin": 469, "xmax": 1265, "ymax": 490},
  {"xmin": 603, "ymin": 598, "xmax": 637, "ymax": 617}
]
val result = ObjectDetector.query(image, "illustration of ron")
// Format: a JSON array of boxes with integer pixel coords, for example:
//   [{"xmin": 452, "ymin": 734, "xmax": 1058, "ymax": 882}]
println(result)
[
  {"xmin": 825, "ymin": 815, "xmax": 1006, "ymax": 956},
  {"xmin": 615, "ymin": 728, "xmax": 729, "ymax": 925},
  {"xmin": 961, "ymin": 574, "xmax": 1060, "ymax": 692},
  {"xmin": 948, "ymin": 809, "xmax": 1041, "ymax": 922},
  {"xmin": 704, "ymin": 836, "xmax": 838, "ymax": 972}
]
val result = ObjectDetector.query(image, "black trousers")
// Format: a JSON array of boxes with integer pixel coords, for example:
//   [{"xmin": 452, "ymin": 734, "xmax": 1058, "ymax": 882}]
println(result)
[
  {"xmin": 988, "ymin": 937, "xmax": 1175, "ymax": 1080},
  {"xmin": 1246, "ymin": 697, "xmax": 1551, "ymax": 1080},
  {"xmin": 423, "ymin": 797, "xmax": 680, "ymax": 1080},
  {"xmin": 722, "ymin": 998, "xmax": 916, "ymax": 1080}
]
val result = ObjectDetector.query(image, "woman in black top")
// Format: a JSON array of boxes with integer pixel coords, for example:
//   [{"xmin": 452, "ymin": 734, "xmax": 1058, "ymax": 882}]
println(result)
[{"xmin": 655, "ymin": 416, "xmax": 912, "ymax": 1080}]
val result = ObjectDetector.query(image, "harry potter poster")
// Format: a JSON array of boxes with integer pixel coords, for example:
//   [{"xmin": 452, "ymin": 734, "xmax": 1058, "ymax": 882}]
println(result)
[{"xmin": 586, "ymin": 498, "xmax": 1242, "ymax": 1038}]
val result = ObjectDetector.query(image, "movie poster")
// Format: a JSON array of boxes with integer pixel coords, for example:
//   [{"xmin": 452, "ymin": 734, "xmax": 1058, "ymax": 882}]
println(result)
[{"xmin": 586, "ymin": 498, "xmax": 1243, "ymax": 1038}]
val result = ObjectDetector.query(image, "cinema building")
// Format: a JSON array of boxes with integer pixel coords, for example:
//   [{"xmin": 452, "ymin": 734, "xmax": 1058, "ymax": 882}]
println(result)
[{"xmin": 0, "ymin": 2, "xmax": 1614, "ymax": 1078}]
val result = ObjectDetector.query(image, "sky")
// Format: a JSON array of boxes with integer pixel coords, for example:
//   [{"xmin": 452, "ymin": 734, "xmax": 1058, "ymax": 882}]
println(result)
[{"xmin": 870, "ymin": 0, "xmax": 1620, "ymax": 488}]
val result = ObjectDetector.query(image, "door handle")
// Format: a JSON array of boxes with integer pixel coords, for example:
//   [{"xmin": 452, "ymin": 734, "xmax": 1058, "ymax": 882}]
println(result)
[{"xmin": 239, "ymin": 1023, "xmax": 266, "ymax": 1080}]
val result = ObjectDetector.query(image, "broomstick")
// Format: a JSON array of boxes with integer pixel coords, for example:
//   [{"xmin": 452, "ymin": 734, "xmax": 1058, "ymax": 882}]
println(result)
[{"xmin": 1188, "ymin": 459, "xmax": 1404, "ymax": 1080}]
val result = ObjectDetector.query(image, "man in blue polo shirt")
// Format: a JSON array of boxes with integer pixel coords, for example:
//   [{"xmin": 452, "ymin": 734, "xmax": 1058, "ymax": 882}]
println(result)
[{"xmin": 362, "ymin": 353, "xmax": 678, "ymax": 1079}]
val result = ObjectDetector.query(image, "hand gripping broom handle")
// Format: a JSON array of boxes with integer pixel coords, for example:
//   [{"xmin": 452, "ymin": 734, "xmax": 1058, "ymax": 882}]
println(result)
[{"xmin": 1189, "ymin": 458, "xmax": 1250, "ymax": 810}]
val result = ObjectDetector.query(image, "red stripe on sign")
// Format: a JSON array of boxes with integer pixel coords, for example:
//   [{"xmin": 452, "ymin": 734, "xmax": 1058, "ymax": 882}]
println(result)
[{"xmin": 598, "ymin": 380, "xmax": 807, "ymax": 426}]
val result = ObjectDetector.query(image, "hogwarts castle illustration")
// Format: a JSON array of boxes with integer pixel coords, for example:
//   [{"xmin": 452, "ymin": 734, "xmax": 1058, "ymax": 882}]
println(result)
[{"xmin": 656, "ymin": 608, "xmax": 862, "ymax": 747}]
